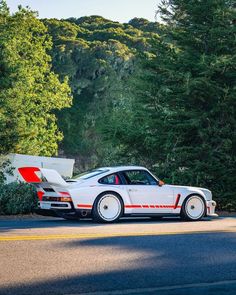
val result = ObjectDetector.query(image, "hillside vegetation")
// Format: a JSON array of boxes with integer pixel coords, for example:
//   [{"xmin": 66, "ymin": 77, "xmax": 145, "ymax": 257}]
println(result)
[{"xmin": 0, "ymin": 0, "xmax": 235, "ymax": 210}]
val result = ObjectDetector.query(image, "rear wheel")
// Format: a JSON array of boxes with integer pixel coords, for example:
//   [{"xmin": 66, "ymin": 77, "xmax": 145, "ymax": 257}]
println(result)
[
  {"xmin": 181, "ymin": 195, "xmax": 206, "ymax": 221},
  {"xmin": 93, "ymin": 192, "xmax": 123, "ymax": 223}
]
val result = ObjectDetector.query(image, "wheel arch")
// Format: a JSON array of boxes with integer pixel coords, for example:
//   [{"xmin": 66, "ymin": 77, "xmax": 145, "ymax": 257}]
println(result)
[{"xmin": 185, "ymin": 192, "xmax": 207, "ymax": 202}]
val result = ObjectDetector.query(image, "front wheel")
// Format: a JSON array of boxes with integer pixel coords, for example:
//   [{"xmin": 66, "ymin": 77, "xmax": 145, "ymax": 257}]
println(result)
[
  {"xmin": 181, "ymin": 195, "xmax": 206, "ymax": 221},
  {"xmin": 92, "ymin": 192, "xmax": 123, "ymax": 223}
]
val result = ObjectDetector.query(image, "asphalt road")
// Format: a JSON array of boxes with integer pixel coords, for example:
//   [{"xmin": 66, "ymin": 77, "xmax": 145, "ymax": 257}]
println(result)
[{"xmin": 0, "ymin": 216, "xmax": 236, "ymax": 295}]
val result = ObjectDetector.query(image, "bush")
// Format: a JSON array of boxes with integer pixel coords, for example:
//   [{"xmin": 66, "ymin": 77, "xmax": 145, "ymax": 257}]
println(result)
[
  {"xmin": 215, "ymin": 194, "xmax": 236, "ymax": 212},
  {"xmin": 0, "ymin": 182, "xmax": 38, "ymax": 215},
  {"xmin": 0, "ymin": 159, "xmax": 13, "ymax": 185}
]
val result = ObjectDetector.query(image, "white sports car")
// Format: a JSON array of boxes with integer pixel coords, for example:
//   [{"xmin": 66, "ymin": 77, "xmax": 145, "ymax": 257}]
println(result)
[{"xmin": 18, "ymin": 166, "xmax": 217, "ymax": 223}]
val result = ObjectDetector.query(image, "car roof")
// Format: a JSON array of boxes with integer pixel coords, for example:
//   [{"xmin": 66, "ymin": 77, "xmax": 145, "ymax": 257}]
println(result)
[
  {"xmin": 72, "ymin": 166, "xmax": 152, "ymax": 183},
  {"xmin": 98, "ymin": 166, "xmax": 148, "ymax": 173}
]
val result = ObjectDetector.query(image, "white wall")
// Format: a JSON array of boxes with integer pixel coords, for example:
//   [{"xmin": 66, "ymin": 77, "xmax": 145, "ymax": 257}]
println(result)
[{"xmin": 4, "ymin": 154, "xmax": 75, "ymax": 183}]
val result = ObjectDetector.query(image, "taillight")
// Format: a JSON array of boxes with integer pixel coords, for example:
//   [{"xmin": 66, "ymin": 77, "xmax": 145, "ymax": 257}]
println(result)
[
  {"xmin": 37, "ymin": 191, "xmax": 44, "ymax": 201},
  {"xmin": 59, "ymin": 191, "xmax": 70, "ymax": 196},
  {"xmin": 59, "ymin": 191, "xmax": 71, "ymax": 202},
  {"xmin": 60, "ymin": 196, "xmax": 72, "ymax": 202}
]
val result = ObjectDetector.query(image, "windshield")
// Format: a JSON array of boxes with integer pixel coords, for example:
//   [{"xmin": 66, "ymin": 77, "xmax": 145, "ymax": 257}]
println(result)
[{"xmin": 73, "ymin": 169, "xmax": 109, "ymax": 180}]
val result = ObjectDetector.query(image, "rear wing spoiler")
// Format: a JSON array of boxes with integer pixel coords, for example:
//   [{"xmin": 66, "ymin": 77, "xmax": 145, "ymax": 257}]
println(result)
[{"xmin": 18, "ymin": 167, "xmax": 69, "ymax": 187}]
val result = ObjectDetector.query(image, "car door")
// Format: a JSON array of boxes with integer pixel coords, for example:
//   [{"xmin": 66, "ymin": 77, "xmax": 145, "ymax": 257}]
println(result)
[{"xmin": 120, "ymin": 170, "xmax": 174, "ymax": 213}]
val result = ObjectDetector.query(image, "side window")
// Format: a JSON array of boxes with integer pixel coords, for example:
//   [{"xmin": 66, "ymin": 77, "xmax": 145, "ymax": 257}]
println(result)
[
  {"xmin": 99, "ymin": 173, "xmax": 121, "ymax": 185},
  {"xmin": 122, "ymin": 170, "xmax": 157, "ymax": 185}
]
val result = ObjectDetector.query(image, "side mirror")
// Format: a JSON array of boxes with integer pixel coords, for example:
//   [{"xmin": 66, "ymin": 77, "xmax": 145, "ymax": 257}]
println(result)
[{"xmin": 158, "ymin": 180, "xmax": 165, "ymax": 186}]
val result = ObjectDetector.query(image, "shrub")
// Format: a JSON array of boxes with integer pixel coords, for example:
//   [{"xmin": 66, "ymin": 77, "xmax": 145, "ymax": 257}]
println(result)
[
  {"xmin": 0, "ymin": 182, "xmax": 37, "ymax": 215},
  {"xmin": 215, "ymin": 195, "xmax": 236, "ymax": 212},
  {"xmin": 0, "ymin": 159, "xmax": 13, "ymax": 185}
]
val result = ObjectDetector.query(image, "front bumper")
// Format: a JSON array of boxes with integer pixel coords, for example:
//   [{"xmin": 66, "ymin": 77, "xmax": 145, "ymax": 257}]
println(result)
[{"xmin": 206, "ymin": 200, "xmax": 218, "ymax": 217}]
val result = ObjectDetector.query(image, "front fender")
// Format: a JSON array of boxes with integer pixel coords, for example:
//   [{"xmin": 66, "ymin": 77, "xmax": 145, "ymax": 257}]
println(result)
[{"xmin": 173, "ymin": 187, "xmax": 208, "ymax": 208}]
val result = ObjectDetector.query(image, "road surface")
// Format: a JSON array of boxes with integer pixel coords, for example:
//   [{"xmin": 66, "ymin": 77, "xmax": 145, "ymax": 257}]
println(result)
[{"xmin": 0, "ymin": 216, "xmax": 236, "ymax": 294}]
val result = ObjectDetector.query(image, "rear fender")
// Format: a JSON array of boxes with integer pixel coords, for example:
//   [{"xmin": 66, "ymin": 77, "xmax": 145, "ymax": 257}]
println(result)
[{"xmin": 69, "ymin": 186, "xmax": 132, "ymax": 211}]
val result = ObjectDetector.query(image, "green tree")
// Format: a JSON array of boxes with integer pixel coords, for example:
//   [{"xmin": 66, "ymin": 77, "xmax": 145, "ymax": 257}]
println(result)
[
  {"xmin": 108, "ymin": 0, "xmax": 236, "ymax": 208},
  {"xmin": 0, "ymin": 0, "xmax": 9, "ymax": 16},
  {"xmin": 156, "ymin": 0, "xmax": 236, "ymax": 209},
  {"xmin": 43, "ymin": 16, "xmax": 161, "ymax": 168},
  {"xmin": 0, "ymin": 2, "xmax": 72, "ymax": 156}
]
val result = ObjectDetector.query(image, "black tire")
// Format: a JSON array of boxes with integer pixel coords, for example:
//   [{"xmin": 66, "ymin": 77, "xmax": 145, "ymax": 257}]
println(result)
[
  {"xmin": 181, "ymin": 195, "xmax": 206, "ymax": 221},
  {"xmin": 92, "ymin": 192, "xmax": 124, "ymax": 223}
]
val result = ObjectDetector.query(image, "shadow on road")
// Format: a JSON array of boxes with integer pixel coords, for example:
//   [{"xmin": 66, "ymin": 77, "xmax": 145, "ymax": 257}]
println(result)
[
  {"xmin": 0, "ymin": 216, "xmax": 213, "ymax": 233},
  {"xmin": 0, "ymin": 218, "xmax": 100, "ymax": 232},
  {"xmin": 0, "ymin": 231, "xmax": 236, "ymax": 295}
]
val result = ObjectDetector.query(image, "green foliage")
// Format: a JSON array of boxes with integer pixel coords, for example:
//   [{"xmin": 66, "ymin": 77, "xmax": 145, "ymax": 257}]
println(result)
[
  {"xmin": 0, "ymin": 159, "xmax": 13, "ymax": 185},
  {"xmin": 0, "ymin": 182, "xmax": 37, "ymax": 215},
  {"xmin": 0, "ymin": 0, "xmax": 234, "ymax": 212},
  {"xmin": 0, "ymin": 0, "xmax": 9, "ymax": 16},
  {"xmin": 98, "ymin": 0, "xmax": 236, "ymax": 209},
  {"xmin": 0, "ymin": 3, "xmax": 72, "ymax": 156},
  {"xmin": 42, "ymin": 15, "xmax": 160, "ymax": 169}
]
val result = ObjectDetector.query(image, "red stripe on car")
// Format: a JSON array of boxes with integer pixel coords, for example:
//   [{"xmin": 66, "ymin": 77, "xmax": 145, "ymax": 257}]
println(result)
[
  {"xmin": 125, "ymin": 205, "xmax": 142, "ymax": 208},
  {"xmin": 174, "ymin": 194, "xmax": 181, "ymax": 209},
  {"xmin": 18, "ymin": 167, "xmax": 42, "ymax": 183},
  {"xmin": 125, "ymin": 204, "xmax": 182, "ymax": 209},
  {"xmin": 77, "ymin": 204, "xmax": 92, "ymax": 209},
  {"xmin": 76, "ymin": 204, "xmax": 182, "ymax": 209}
]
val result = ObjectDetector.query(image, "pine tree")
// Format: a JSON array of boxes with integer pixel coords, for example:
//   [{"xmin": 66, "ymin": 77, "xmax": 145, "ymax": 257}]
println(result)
[
  {"xmin": 137, "ymin": 0, "xmax": 236, "ymax": 208},
  {"xmin": 156, "ymin": 0, "xmax": 236, "ymax": 208},
  {"xmin": 105, "ymin": 0, "xmax": 236, "ymax": 209}
]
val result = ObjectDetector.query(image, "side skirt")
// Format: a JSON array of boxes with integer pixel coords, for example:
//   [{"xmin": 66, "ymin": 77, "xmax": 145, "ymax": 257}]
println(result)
[{"xmin": 124, "ymin": 213, "xmax": 180, "ymax": 218}]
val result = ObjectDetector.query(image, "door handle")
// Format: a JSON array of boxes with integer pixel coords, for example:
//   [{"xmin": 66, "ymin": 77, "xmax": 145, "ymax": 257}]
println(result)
[{"xmin": 128, "ymin": 189, "xmax": 137, "ymax": 192}]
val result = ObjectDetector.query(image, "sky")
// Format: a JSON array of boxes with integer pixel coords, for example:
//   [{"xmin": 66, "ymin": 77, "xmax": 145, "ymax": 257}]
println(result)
[{"xmin": 6, "ymin": 0, "xmax": 161, "ymax": 23}]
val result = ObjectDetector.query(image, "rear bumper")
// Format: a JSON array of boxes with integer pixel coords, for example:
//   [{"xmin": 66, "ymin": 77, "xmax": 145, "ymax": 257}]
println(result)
[
  {"xmin": 37, "ymin": 201, "xmax": 76, "ymax": 218},
  {"xmin": 206, "ymin": 200, "xmax": 218, "ymax": 217},
  {"xmin": 34, "ymin": 208, "xmax": 63, "ymax": 217},
  {"xmin": 35, "ymin": 206, "xmax": 92, "ymax": 219},
  {"xmin": 39, "ymin": 201, "xmax": 72, "ymax": 210}
]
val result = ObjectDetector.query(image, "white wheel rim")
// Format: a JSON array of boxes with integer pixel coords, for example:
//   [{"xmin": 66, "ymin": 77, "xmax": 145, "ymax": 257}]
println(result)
[
  {"xmin": 185, "ymin": 196, "xmax": 205, "ymax": 220},
  {"xmin": 97, "ymin": 195, "xmax": 121, "ymax": 221}
]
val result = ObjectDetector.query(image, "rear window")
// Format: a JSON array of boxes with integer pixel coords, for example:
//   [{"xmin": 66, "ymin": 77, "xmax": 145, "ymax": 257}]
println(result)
[
  {"xmin": 99, "ymin": 174, "xmax": 121, "ymax": 185},
  {"xmin": 74, "ymin": 169, "xmax": 109, "ymax": 180}
]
